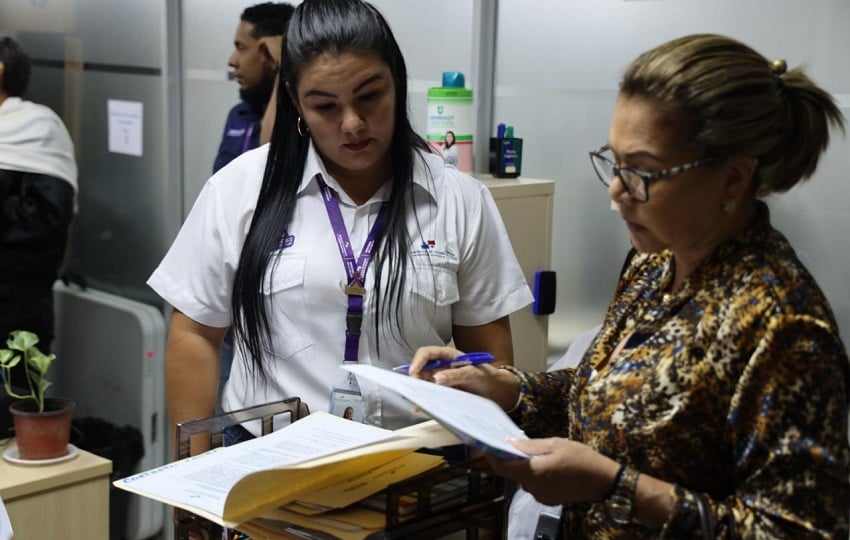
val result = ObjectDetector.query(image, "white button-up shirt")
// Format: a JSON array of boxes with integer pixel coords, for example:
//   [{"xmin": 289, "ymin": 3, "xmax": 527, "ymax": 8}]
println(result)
[{"xmin": 148, "ymin": 142, "xmax": 532, "ymax": 432}]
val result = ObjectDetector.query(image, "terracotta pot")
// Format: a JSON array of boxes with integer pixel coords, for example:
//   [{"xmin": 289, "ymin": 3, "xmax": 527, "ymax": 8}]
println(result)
[{"xmin": 9, "ymin": 397, "xmax": 75, "ymax": 460}]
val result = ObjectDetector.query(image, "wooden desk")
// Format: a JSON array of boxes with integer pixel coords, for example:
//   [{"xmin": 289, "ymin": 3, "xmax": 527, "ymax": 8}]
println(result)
[{"xmin": 0, "ymin": 446, "xmax": 112, "ymax": 539}]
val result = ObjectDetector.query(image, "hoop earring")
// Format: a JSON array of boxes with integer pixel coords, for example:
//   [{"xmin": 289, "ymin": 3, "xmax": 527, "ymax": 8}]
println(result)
[{"xmin": 297, "ymin": 116, "xmax": 309, "ymax": 138}]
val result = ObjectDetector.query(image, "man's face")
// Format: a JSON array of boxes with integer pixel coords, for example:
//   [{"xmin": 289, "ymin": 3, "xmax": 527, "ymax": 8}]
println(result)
[{"xmin": 227, "ymin": 20, "xmax": 275, "ymax": 91}]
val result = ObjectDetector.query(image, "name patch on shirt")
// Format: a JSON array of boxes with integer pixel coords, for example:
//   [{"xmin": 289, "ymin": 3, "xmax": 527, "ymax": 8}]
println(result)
[{"xmin": 226, "ymin": 127, "xmax": 247, "ymax": 137}]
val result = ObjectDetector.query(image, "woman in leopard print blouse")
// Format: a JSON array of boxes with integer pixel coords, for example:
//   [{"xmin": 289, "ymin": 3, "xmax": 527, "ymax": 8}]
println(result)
[{"xmin": 411, "ymin": 34, "xmax": 849, "ymax": 538}]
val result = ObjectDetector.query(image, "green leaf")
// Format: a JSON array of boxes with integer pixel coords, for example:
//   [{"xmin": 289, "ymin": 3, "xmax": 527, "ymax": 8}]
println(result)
[
  {"xmin": 0, "ymin": 350, "xmax": 20, "ymax": 368},
  {"xmin": 8, "ymin": 330, "xmax": 40, "ymax": 352},
  {"xmin": 28, "ymin": 353, "xmax": 55, "ymax": 376},
  {"xmin": 2, "ymin": 330, "xmax": 54, "ymax": 409}
]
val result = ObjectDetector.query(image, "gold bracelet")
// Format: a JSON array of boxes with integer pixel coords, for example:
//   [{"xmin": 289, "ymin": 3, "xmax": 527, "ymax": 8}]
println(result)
[{"xmin": 498, "ymin": 365, "xmax": 524, "ymax": 413}]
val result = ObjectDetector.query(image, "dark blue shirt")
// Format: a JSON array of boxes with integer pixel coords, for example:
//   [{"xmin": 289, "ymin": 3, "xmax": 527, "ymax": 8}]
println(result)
[{"xmin": 212, "ymin": 101, "xmax": 262, "ymax": 173}]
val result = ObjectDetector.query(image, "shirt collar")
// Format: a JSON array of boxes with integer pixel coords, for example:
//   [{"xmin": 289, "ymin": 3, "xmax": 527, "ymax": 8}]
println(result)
[
  {"xmin": 298, "ymin": 141, "xmax": 444, "ymax": 205},
  {"xmin": 299, "ymin": 140, "xmax": 330, "ymax": 195},
  {"xmin": 410, "ymin": 149, "xmax": 444, "ymax": 204}
]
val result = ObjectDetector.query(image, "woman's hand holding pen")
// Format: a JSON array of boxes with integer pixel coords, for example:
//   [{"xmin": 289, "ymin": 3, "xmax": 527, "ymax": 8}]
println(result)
[{"xmin": 408, "ymin": 345, "xmax": 521, "ymax": 413}]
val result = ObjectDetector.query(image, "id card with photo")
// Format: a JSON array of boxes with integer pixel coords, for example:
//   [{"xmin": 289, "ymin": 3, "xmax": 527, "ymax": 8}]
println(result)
[{"xmin": 329, "ymin": 371, "xmax": 364, "ymax": 422}]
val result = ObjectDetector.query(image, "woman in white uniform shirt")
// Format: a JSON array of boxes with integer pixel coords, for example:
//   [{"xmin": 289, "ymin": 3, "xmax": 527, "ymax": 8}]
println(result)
[{"xmin": 148, "ymin": 0, "xmax": 532, "ymax": 449}]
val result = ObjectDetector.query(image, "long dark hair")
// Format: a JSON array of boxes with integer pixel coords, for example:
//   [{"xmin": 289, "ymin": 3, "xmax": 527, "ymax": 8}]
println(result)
[{"xmin": 231, "ymin": 0, "xmax": 431, "ymax": 381}]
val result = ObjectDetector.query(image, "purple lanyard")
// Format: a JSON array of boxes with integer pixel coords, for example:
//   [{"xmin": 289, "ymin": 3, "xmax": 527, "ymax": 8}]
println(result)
[{"xmin": 317, "ymin": 176, "xmax": 386, "ymax": 363}]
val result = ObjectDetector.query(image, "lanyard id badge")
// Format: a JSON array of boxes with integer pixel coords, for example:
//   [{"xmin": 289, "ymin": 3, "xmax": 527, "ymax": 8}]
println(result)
[
  {"xmin": 329, "ymin": 369, "xmax": 364, "ymax": 422},
  {"xmin": 318, "ymin": 175, "xmax": 387, "ymax": 424}
]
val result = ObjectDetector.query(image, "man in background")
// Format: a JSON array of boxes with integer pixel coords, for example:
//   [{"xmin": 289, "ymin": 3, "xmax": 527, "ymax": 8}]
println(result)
[
  {"xmin": 214, "ymin": 3, "xmax": 294, "ymax": 414},
  {"xmin": 213, "ymin": 2, "xmax": 294, "ymax": 173}
]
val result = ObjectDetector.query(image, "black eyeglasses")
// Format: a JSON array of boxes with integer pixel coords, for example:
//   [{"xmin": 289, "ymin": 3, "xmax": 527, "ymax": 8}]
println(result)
[{"xmin": 589, "ymin": 145, "xmax": 721, "ymax": 202}]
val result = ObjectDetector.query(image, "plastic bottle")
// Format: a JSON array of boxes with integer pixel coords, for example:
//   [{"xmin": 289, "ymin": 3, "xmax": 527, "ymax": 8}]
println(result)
[{"xmin": 426, "ymin": 71, "xmax": 474, "ymax": 173}]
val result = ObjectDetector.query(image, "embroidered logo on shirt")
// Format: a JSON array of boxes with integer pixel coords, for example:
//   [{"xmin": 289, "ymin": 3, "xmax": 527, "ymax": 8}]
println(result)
[
  {"xmin": 275, "ymin": 235, "xmax": 295, "ymax": 251},
  {"xmin": 411, "ymin": 239, "xmax": 455, "ymax": 262}
]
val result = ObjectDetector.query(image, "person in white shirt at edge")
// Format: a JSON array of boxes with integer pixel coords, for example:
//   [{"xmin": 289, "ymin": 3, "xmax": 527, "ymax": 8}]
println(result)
[
  {"xmin": 0, "ymin": 496, "xmax": 11, "ymax": 540},
  {"xmin": 147, "ymin": 0, "xmax": 532, "ymax": 456}
]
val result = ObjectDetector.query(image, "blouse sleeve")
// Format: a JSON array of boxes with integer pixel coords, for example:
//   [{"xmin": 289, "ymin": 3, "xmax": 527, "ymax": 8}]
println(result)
[{"xmin": 507, "ymin": 368, "xmax": 575, "ymax": 439}]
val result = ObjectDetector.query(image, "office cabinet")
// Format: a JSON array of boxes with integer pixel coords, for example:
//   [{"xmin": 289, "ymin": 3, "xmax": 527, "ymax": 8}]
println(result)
[
  {"xmin": 0, "ymin": 449, "xmax": 112, "ymax": 539},
  {"xmin": 480, "ymin": 176, "xmax": 555, "ymax": 372}
]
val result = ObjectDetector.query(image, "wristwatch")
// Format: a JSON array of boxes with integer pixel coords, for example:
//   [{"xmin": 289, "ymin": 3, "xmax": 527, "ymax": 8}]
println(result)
[{"xmin": 605, "ymin": 465, "xmax": 640, "ymax": 525}]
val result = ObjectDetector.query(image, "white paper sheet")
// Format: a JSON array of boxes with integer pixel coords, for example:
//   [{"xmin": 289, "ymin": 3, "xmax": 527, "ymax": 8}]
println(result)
[
  {"xmin": 107, "ymin": 99, "xmax": 143, "ymax": 156},
  {"xmin": 344, "ymin": 364, "xmax": 529, "ymax": 459},
  {"xmin": 115, "ymin": 411, "xmax": 397, "ymax": 519}
]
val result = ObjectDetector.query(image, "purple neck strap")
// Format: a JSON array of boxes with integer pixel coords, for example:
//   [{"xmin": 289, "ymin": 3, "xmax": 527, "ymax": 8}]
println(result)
[{"xmin": 317, "ymin": 175, "xmax": 387, "ymax": 363}]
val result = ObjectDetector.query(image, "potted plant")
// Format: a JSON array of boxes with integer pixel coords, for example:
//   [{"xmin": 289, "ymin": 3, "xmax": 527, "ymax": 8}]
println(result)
[{"xmin": 0, "ymin": 330, "xmax": 75, "ymax": 460}]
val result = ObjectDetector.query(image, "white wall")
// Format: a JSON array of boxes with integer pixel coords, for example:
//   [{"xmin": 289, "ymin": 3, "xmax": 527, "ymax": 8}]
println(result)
[
  {"xmin": 179, "ymin": 0, "xmax": 850, "ymax": 353},
  {"xmin": 181, "ymin": 0, "xmax": 264, "ymax": 212}
]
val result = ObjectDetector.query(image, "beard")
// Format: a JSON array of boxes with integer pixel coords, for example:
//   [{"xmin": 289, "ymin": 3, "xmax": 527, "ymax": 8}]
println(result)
[{"xmin": 239, "ymin": 74, "xmax": 275, "ymax": 115}]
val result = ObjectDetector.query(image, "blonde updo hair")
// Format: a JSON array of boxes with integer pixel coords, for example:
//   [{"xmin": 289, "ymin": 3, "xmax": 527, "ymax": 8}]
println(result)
[{"xmin": 620, "ymin": 34, "xmax": 845, "ymax": 196}]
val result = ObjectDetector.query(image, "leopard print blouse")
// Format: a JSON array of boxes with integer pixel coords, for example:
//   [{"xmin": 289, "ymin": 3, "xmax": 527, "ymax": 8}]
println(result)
[{"xmin": 511, "ymin": 202, "xmax": 850, "ymax": 538}]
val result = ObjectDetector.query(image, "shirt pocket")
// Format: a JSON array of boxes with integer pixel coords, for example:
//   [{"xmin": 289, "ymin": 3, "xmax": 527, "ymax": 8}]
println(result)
[
  {"xmin": 405, "ymin": 265, "xmax": 460, "ymax": 343},
  {"xmin": 409, "ymin": 265, "xmax": 461, "ymax": 305},
  {"xmin": 261, "ymin": 255, "xmax": 312, "ymax": 359}
]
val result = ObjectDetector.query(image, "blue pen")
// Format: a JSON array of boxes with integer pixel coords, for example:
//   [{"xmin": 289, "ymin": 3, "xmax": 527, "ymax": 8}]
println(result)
[{"xmin": 393, "ymin": 352, "xmax": 495, "ymax": 374}]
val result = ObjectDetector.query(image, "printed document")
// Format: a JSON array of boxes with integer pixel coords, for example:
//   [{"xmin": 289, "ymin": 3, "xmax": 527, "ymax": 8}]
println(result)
[
  {"xmin": 115, "ymin": 411, "xmax": 458, "ymax": 527},
  {"xmin": 344, "ymin": 364, "xmax": 529, "ymax": 459}
]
